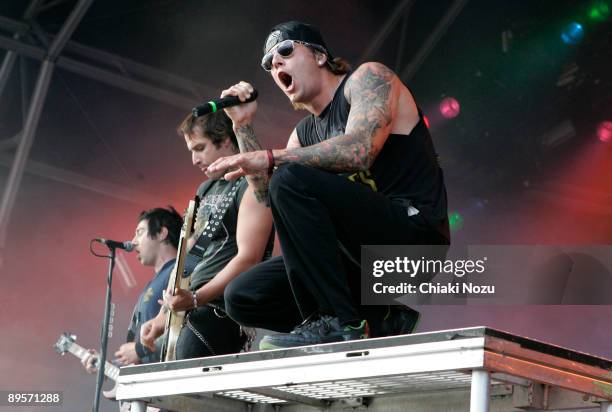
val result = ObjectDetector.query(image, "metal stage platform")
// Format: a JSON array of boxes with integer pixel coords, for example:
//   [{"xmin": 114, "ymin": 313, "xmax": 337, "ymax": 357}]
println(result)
[{"xmin": 116, "ymin": 327, "xmax": 612, "ymax": 411}]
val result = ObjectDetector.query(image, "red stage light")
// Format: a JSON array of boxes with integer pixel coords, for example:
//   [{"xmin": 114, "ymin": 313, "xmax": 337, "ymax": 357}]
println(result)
[
  {"xmin": 423, "ymin": 115, "xmax": 430, "ymax": 128},
  {"xmin": 597, "ymin": 121, "xmax": 612, "ymax": 142},
  {"xmin": 439, "ymin": 97, "xmax": 460, "ymax": 119}
]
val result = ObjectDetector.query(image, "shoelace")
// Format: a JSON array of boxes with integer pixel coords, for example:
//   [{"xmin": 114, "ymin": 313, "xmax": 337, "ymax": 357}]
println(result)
[
  {"xmin": 293, "ymin": 312, "xmax": 317, "ymax": 332},
  {"xmin": 294, "ymin": 315, "xmax": 336, "ymax": 334}
]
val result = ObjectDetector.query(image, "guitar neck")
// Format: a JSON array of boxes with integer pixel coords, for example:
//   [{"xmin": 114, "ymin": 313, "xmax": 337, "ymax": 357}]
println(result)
[
  {"xmin": 166, "ymin": 199, "xmax": 198, "ymax": 295},
  {"xmin": 161, "ymin": 198, "xmax": 199, "ymax": 362},
  {"xmin": 172, "ymin": 236, "xmax": 190, "ymax": 290},
  {"xmin": 67, "ymin": 343, "xmax": 120, "ymax": 382}
]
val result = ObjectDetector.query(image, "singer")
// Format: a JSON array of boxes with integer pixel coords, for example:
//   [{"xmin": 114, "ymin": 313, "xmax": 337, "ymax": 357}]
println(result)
[
  {"xmin": 82, "ymin": 208, "xmax": 182, "ymax": 373},
  {"xmin": 208, "ymin": 21, "xmax": 450, "ymax": 349}
]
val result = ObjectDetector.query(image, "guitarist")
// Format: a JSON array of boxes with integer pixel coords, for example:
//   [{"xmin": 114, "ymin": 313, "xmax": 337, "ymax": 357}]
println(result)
[
  {"xmin": 82, "ymin": 208, "xmax": 182, "ymax": 369},
  {"xmin": 140, "ymin": 111, "xmax": 273, "ymax": 359}
]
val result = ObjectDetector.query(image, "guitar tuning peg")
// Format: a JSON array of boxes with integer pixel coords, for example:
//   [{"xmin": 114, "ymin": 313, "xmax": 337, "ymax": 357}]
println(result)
[{"xmin": 70, "ymin": 334, "xmax": 77, "ymax": 341}]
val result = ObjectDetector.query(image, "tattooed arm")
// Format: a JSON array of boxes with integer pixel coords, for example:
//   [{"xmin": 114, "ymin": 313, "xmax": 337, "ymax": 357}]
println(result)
[
  {"xmin": 232, "ymin": 123, "xmax": 271, "ymax": 205},
  {"xmin": 213, "ymin": 82, "xmax": 272, "ymax": 204},
  {"xmin": 272, "ymin": 62, "xmax": 398, "ymax": 172},
  {"xmin": 207, "ymin": 63, "xmax": 403, "ymax": 201}
]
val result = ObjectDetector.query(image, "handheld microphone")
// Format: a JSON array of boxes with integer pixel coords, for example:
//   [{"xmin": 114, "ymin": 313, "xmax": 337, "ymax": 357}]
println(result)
[
  {"xmin": 192, "ymin": 89, "xmax": 258, "ymax": 117},
  {"xmin": 95, "ymin": 238, "xmax": 134, "ymax": 252}
]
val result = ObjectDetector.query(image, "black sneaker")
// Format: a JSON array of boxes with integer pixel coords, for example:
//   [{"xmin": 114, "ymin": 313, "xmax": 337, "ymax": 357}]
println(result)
[
  {"xmin": 259, "ymin": 315, "xmax": 369, "ymax": 350},
  {"xmin": 368, "ymin": 305, "xmax": 421, "ymax": 338}
]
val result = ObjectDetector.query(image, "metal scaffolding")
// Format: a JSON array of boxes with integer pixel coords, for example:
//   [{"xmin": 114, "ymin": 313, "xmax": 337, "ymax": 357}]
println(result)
[
  {"xmin": 0, "ymin": 1, "xmax": 470, "ymax": 264},
  {"xmin": 1, "ymin": 0, "xmax": 94, "ymax": 254},
  {"xmin": 399, "ymin": 0, "xmax": 469, "ymax": 82},
  {"xmin": 0, "ymin": 0, "xmax": 216, "ymax": 261}
]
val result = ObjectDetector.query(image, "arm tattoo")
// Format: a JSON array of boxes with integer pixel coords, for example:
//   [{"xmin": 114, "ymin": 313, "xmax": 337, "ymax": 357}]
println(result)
[
  {"xmin": 234, "ymin": 124, "xmax": 270, "ymax": 206},
  {"xmin": 275, "ymin": 64, "xmax": 394, "ymax": 172},
  {"xmin": 235, "ymin": 124, "xmax": 262, "ymax": 153}
]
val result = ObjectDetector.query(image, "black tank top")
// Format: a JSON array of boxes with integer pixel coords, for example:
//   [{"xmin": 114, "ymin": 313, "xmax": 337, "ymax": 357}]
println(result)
[{"xmin": 295, "ymin": 74, "xmax": 449, "ymax": 240}]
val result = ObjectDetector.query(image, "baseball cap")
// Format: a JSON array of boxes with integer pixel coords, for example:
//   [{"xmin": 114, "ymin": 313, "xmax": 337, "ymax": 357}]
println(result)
[{"xmin": 263, "ymin": 21, "xmax": 334, "ymax": 60}]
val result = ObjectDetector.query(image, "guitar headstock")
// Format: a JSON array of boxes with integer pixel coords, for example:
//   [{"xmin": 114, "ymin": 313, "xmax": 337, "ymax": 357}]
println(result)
[
  {"xmin": 182, "ymin": 195, "xmax": 200, "ymax": 239},
  {"xmin": 53, "ymin": 332, "xmax": 76, "ymax": 355}
]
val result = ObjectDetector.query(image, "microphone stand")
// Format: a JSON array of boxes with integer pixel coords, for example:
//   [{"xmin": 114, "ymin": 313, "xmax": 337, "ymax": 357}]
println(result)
[{"xmin": 92, "ymin": 246, "xmax": 116, "ymax": 412}]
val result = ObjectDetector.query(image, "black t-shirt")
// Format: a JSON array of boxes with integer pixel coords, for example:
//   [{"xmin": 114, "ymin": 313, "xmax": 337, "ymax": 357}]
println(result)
[
  {"xmin": 189, "ymin": 178, "xmax": 248, "ymax": 309},
  {"xmin": 295, "ymin": 74, "xmax": 449, "ymax": 240}
]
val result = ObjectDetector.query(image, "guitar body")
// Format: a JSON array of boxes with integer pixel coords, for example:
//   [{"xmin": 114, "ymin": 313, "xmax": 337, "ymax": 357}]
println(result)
[
  {"xmin": 161, "ymin": 276, "xmax": 191, "ymax": 361},
  {"xmin": 160, "ymin": 197, "xmax": 199, "ymax": 362}
]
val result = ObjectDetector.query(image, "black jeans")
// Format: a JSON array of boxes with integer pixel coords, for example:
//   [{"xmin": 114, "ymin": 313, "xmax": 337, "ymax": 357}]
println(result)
[
  {"xmin": 225, "ymin": 164, "xmax": 448, "ymax": 329},
  {"xmin": 175, "ymin": 305, "xmax": 244, "ymax": 359}
]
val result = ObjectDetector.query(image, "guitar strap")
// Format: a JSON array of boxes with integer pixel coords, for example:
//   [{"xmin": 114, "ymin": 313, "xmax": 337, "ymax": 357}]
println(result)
[{"xmin": 182, "ymin": 178, "xmax": 243, "ymax": 277}]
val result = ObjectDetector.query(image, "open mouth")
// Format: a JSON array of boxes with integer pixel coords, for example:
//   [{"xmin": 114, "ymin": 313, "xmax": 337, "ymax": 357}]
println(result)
[{"xmin": 278, "ymin": 71, "xmax": 293, "ymax": 89}]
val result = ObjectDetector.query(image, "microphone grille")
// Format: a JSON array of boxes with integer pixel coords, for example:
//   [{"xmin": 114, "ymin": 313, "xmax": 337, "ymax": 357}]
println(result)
[{"xmin": 124, "ymin": 241, "xmax": 134, "ymax": 252}]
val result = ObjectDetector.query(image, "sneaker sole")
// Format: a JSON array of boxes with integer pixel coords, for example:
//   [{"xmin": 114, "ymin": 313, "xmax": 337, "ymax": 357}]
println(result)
[{"xmin": 259, "ymin": 334, "xmax": 366, "ymax": 351}]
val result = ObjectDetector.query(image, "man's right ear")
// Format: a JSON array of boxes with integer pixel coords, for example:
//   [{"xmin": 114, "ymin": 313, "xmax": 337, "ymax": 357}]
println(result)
[{"xmin": 316, "ymin": 52, "xmax": 327, "ymax": 66}]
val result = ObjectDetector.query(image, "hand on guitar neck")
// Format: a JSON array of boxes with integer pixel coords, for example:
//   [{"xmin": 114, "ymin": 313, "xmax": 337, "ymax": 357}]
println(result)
[
  {"xmin": 81, "ymin": 343, "xmax": 140, "ymax": 374},
  {"xmin": 82, "ymin": 348, "xmax": 100, "ymax": 374}
]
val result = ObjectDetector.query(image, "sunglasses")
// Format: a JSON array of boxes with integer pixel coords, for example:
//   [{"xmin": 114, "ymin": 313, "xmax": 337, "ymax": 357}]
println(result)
[{"xmin": 261, "ymin": 39, "xmax": 327, "ymax": 71}]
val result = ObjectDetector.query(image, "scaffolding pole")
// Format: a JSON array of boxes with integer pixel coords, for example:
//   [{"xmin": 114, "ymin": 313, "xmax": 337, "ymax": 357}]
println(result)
[
  {"xmin": 0, "ymin": 58, "xmax": 54, "ymax": 249},
  {"xmin": 0, "ymin": 0, "xmax": 43, "ymax": 98},
  {"xmin": 399, "ymin": 0, "xmax": 469, "ymax": 82},
  {"xmin": 0, "ymin": 0, "xmax": 93, "ymax": 255},
  {"xmin": 357, "ymin": 0, "xmax": 415, "ymax": 65}
]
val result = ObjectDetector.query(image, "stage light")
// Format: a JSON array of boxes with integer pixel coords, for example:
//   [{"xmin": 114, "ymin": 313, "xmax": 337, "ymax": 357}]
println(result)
[
  {"xmin": 448, "ymin": 211, "xmax": 464, "ymax": 231},
  {"xmin": 597, "ymin": 121, "xmax": 612, "ymax": 142},
  {"xmin": 588, "ymin": 1, "xmax": 610, "ymax": 21},
  {"xmin": 423, "ymin": 115, "xmax": 431, "ymax": 128},
  {"xmin": 439, "ymin": 97, "xmax": 460, "ymax": 119},
  {"xmin": 561, "ymin": 22, "xmax": 584, "ymax": 45}
]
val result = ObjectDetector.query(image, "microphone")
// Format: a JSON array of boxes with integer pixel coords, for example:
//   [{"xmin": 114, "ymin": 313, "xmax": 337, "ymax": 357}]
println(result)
[
  {"xmin": 95, "ymin": 238, "xmax": 134, "ymax": 252},
  {"xmin": 192, "ymin": 89, "xmax": 258, "ymax": 117}
]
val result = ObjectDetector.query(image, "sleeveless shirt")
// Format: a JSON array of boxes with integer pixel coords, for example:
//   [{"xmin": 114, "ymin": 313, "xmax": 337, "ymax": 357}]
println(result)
[
  {"xmin": 295, "ymin": 74, "xmax": 449, "ymax": 240},
  {"xmin": 189, "ymin": 178, "xmax": 248, "ymax": 309}
]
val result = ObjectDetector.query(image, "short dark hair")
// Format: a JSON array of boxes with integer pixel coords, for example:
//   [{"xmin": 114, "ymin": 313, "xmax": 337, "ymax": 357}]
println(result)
[
  {"xmin": 138, "ymin": 207, "xmax": 182, "ymax": 249},
  {"xmin": 177, "ymin": 111, "xmax": 238, "ymax": 148}
]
